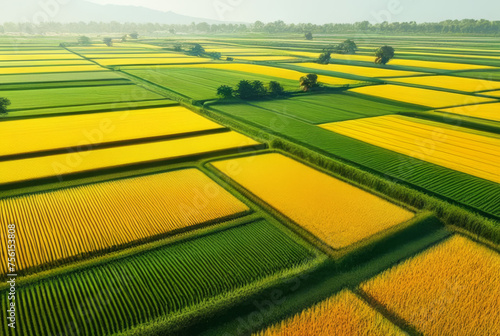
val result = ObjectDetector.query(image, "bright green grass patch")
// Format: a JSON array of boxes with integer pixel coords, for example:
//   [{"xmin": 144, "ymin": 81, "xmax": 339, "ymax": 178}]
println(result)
[
  {"xmin": 0, "ymin": 79, "xmax": 132, "ymax": 91},
  {"xmin": 244, "ymin": 92, "xmax": 426, "ymax": 124},
  {"xmin": 1, "ymin": 85, "xmax": 163, "ymax": 110},
  {"xmin": 209, "ymin": 103, "xmax": 500, "ymax": 218},
  {"xmin": 124, "ymin": 67, "xmax": 300, "ymax": 100},
  {"xmin": 451, "ymin": 70, "xmax": 500, "ymax": 81},
  {"xmin": 4, "ymin": 100, "xmax": 175, "ymax": 118},
  {"xmin": 0, "ymin": 220, "xmax": 321, "ymax": 336}
]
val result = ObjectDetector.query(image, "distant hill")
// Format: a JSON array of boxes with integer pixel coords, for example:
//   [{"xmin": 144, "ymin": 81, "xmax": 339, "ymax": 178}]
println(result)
[{"xmin": 1, "ymin": 0, "xmax": 226, "ymax": 24}]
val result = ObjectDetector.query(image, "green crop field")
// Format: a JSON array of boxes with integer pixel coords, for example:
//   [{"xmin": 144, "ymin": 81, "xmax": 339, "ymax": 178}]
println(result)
[{"xmin": 0, "ymin": 220, "xmax": 322, "ymax": 336}]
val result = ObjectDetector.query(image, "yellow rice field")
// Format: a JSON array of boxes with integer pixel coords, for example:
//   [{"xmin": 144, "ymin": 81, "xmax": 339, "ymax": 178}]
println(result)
[
  {"xmin": 0, "ymin": 106, "xmax": 225, "ymax": 157},
  {"xmin": 0, "ymin": 65, "xmax": 106, "ymax": 74},
  {"xmin": 0, "ymin": 169, "xmax": 249, "ymax": 275},
  {"xmin": 148, "ymin": 63, "xmax": 359, "ymax": 85},
  {"xmin": 234, "ymin": 56, "xmax": 298, "ymax": 61},
  {"xmin": 483, "ymin": 90, "xmax": 500, "ymax": 98},
  {"xmin": 321, "ymin": 115, "xmax": 500, "ymax": 183},
  {"xmin": 350, "ymin": 84, "xmax": 495, "ymax": 108},
  {"xmin": 0, "ymin": 131, "xmax": 260, "ymax": 185},
  {"xmin": 361, "ymin": 235, "xmax": 500, "ymax": 336},
  {"xmin": 212, "ymin": 153, "xmax": 414, "ymax": 249},
  {"xmin": 330, "ymin": 54, "xmax": 375, "ymax": 62},
  {"xmin": 82, "ymin": 53, "xmax": 193, "ymax": 59},
  {"xmin": 0, "ymin": 53, "xmax": 83, "ymax": 61},
  {"xmin": 439, "ymin": 102, "xmax": 500, "ymax": 122},
  {"xmin": 96, "ymin": 57, "xmax": 203, "ymax": 66},
  {"xmin": 292, "ymin": 62, "xmax": 424, "ymax": 78},
  {"xmin": 389, "ymin": 58, "xmax": 494, "ymax": 70},
  {"xmin": 253, "ymin": 290, "xmax": 405, "ymax": 336},
  {"xmin": 391, "ymin": 75, "xmax": 500, "ymax": 92},
  {"xmin": 0, "ymin": 60, "xmax": 95, "ymax": 67},
  {"xmin": 288, "ymin": 51, "xmax": 323, "ymax": 58}
]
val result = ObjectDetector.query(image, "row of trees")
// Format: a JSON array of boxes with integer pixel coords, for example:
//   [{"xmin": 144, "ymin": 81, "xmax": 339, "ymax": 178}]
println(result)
[
  {"xmin": 217, "ymin": 80, "xmax": 285, "ymax": 100},
  {"xmin": 1, "ymin": 19, "xmax": 500, "ymax": 35}
]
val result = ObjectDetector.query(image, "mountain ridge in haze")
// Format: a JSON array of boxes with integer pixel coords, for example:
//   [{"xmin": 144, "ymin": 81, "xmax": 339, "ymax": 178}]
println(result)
[{"xmin": 1, "ymin": 0, "xmax": 228, "ymax": 24}]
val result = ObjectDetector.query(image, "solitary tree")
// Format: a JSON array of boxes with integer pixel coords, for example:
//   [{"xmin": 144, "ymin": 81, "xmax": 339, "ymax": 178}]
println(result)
[
  {"xmin": 77, "ymin": 36, "xmax": 91, "ymax": 45},
  {"xmin": 268, "ymin": 81, "xmax": 284, "ymax": 97},
  {"xmin": 375, "ymin": 45, "xmax": 395, "ymax": 65},
  {"xmin": 121, "ymin": 35, "xmax": 128, "ymax": 42},
  {"xmin": 189, "ymin": 43, "xmax": 205, "ymax": 56},
  {"xmin": 342, "ymin": 39, "xmax": 358, "ymax": 54},
  {"xmin": 103, "ymin": 37, "xmax": 113, "ymax": 47},
  {"xmin": 304, "ymin": 32, "xmax": 313, "ymax": 40},
  {"xmin": 300, "ymin": 74, "xmax": 319, "ymax": 92},
  {"xmin": 217, "ymin": 85, "xmax": 234, "ymax": 99},
  {"xmin": 0, "ymin": 97, "xmax": 11, "ymax": 115},
  {"xmin": 226, "ymin": 57, "xmax": 234, "ymax": 61},
  {"xmin": 129, "ymin": 32, "xmax": 139, "ymax": 39},
  {"xmin": 208, "ymin": 52, "xmax": 221, "ymax": 60},
  {"xmin": 317, "ymin": 51, "xmax": 331, "ymax": 64}
]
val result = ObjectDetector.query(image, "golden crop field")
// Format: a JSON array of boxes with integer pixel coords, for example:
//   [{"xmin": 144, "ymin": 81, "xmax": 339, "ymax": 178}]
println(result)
[
  {"xmin": 148, "ymin": 63, "xmax": 360, "ymax": 85},
  {"xmin": 0, "ymin": 50, "xmax": 74, "ymax": 54},
  {"xmin": 292, "ymin": 62, "xmax": 424, "ymax": 78},
  {"xmin": 361, "ymin": 235, "xmax": 500, "ymax": 336},
  {"xmin": 0, "ymin": 169, "xmax": 249, "ymax": 275},
  {"xmin": 330, "ymin": 54, "xmax": 375, "ymax": 62},
  {"xmin": 0, "ymin": 60, "xmax": 95, "ymax": 67},
  {"xmin": 0, "ymin": 53, "xmax": 83, "ymax": 61},
  {"xmin": 440, "ymin": 102, "xmax": 500, "ymax": 122},
  {"xmin": 0, "ymin": 106, "xmax": 224, "ymax": 157},
  {"xmin": 389, "ymin": 58, "xmax": 494, "ymax": 70},
  {"xmin": 254, "ymin": 290, "xmax": 405, "ymax": 336},
  {"xmin": 0, "ymin": 64, "xmax": 106, "ymax": 74},
  {"xmin": 321, "ymin": 115, "xmax": 500, "ymax": 183},
  {"xmin": 81, "ymin": 53, "xmax": 193, "ymax": 59},
  {"xmin": 350, "ymin": 84, "xmax": 495, "ymax": 108},
  {"xmin": 391, "ymin": 75, "xmax": 500, "ymax": 92},
  {"xmin": 96, "ymin": 57, "xmax": 203, "ymax": 66},
  {"xmin": 212, "ymin": 153, "xmax": 414, "ymax": 249},
  {"xmin": 288, "ymin": 51, "xmax": 323, "ymax": 58},
  {"xmin": 0, "ymin": 131, "xmax": 260, "ymax": 185},
  {"xmin": 483, "ymin": 89, "xmax": 500, "ymax": 97},
  {"xmin": 234, "ymin": 56, "xmax": 298, "ymax": 61}
]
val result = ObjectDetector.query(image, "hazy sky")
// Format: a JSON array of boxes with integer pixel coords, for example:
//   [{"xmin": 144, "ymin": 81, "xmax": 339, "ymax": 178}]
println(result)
[{"xmin": 86, "ymin": 0, "xmax": 500, "ymax": 23}]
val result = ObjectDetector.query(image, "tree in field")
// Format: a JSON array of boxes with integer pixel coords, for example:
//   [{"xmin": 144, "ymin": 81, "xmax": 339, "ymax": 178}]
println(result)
[
  {"xmin": 173, "ymin": 43, "xmax": 183, "ymax": 52},
  {"xmin": 226, "ymin": 57, "xmax": 234, "ymax": 61},
  {"xmin": 342, "ymin": 39, "xmax": 358, "ymax": 54},
  {"xmin": 317, "ymin": 51, "xmax": 331, "ymax": 64},
  {"xmin": 77, "ymin": 36, "xmax": 91, "ymax": 45},
  {"xmin": 235, "ymin": 80, "xmax": 254, "ymax": 100},
  {"xmin": 300, "ymin": 74, "xmax": 319, "ymax": 92},
  {"xmin": 189, "ymin": 43, "xmax": 205, "ymax": 56},
  {"xmin": 375, "ymin": 45, "xmax": 395, "ymax": 65},
  {"xmin": 304, "ymin": 32, "xmax": 313, "ymax": 40},
  {"xmin": 0, "ymin": 97, "xmax": 11, "ymax": 115},
  {"xmin": 129, "ymin": 32, "xmax": 139, "ymax": 39},
  {"xmin": 217, "ymin": 85, "xmax": 234, "ymax": 99},
  {"xmin": 103, "ymin": 37, "xmax": 113, "ymax": 47},
  {"xmin": 121, "ymin": 35, "xmax": 128, "ymax": 42},
  {"xmin": 208, "ymin": 52, "xmax": 222, "ymax": 60},
  {"xmin": 268, "ymin": 81, "xmax": 284, "ymax": 97},
  {"xmin": 251, "ymin": 80, "xmax": 267, "ymax": 97}
]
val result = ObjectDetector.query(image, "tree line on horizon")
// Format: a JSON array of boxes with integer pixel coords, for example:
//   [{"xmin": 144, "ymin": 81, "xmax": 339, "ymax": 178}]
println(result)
[{"xmin": 1, "ymin": 19, "xmax": 499, "ymax": 35}]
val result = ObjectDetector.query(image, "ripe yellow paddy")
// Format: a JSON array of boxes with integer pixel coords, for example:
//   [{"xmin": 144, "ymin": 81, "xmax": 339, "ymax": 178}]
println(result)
[
  {"xmin": 0, "ymin": 53, "xmax": 83, "ymax": 61},
  {"xmin": 361, "ymin": 235, "xmax": 500, "ymax": 336},
  {"xmin": 235, "ymin": 56, "xmax": 298, "ymax": 61},
  {"xmin": 212, "ymin": 153, "xmax": 414, "ymax": 249},
  {"xmin": 292, "ymin": 62, "xmax": 424, "ymax": 78},
  {"xmin": 350, "ymin": 84, "xmax": 494, "ymax": 108},
  {"xmin": 483, "ymin": 90, "xmax": 500, "ymax": 98},
  {"xmin": 330, "ymin": 54, "xmax": 375, "ymax": 62},
  {"xmin": 0, "ymin": 106, "xmax": 224, "ymax": 157},
  {"xmin": 321, "ymin": 115, "xmax": 500, "ymax": 183},
  {"xmin": 83, "ymin": 53, "xmax": 192, "ymax": 59},
  {"xmin": 391, "ymin": 75, "xmax": 500, "ymax": 92},
  {"xmin": 0, "ymin": 132, "xmax": 259, "ymax": 185},
  {"xmin": 0, "ymin": 65, "xmax": 106, "ymax": 74},
  {"xmin": 254, "ymin": 290, "xmax": 404, "ymax": 336},
  {"xmin": 96, "ymin": 57, "xmax": 204, "ymax": 66},
  {"xmin": 148, "ymin": 63, "xmax": 360, "ymax": 86},
  {"xmin": 0, "ymin": 169, "xmax": 249, "ymax": 275},
  {"xmin": 389, "ymin": 59, "xmax": 494, "ymax": 70},
  {"xmin": 439, "ymin": 102, "xmax": 500, "ymax": 122}
]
